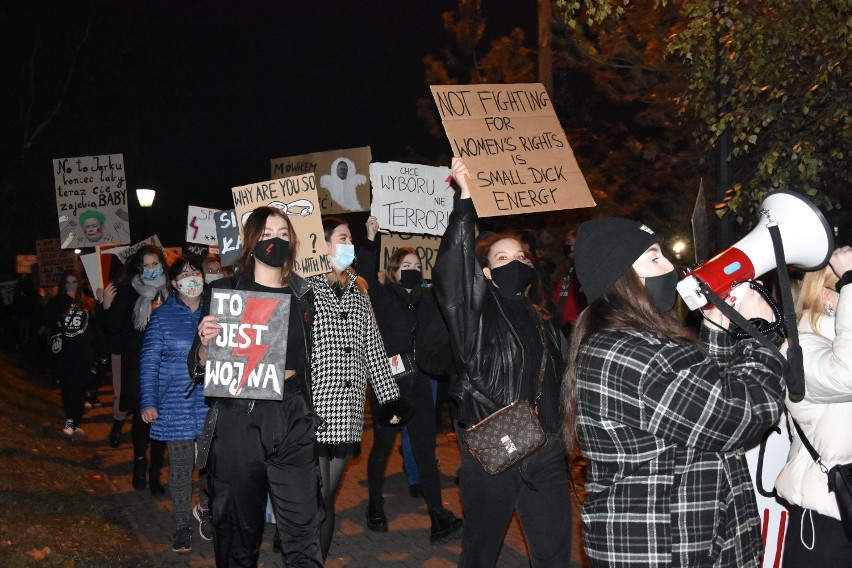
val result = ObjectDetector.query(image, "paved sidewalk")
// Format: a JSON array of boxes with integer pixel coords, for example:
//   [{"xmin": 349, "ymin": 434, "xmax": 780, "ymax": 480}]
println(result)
[{"xmin": 82, "ymin": 382, "xmax": 584, "ymax": 567}]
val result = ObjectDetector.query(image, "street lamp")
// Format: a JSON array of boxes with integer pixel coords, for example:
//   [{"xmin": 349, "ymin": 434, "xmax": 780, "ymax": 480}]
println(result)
[{"xmin": 136, "ymin": 188, "xmax": 156, "ymax": 208}]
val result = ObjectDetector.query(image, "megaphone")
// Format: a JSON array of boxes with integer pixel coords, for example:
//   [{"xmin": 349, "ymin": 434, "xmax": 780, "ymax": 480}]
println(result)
[{"xmin": 677, "ymin": 190, "xmax": 834, "ymax": 310}]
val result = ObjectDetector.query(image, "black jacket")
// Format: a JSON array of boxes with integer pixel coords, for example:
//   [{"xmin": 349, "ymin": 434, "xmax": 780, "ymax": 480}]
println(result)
[
  {"xmin": 186, "ymin": 272, "xmax": 317, "ymax": 412},
  {"xmin": 432, "ymin": 197, "xmax": 565, "ymax": 426}
]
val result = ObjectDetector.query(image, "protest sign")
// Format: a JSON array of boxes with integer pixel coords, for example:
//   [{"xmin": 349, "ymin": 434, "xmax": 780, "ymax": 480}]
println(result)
[
  {"xmin": 369, "ymin": 162, "xmax": 452, "ymax": 236},
  {"xmin": 231, "ymin": 174, "xmax": 330, "ymax": 277},
  {"xmin": 215, "ymin": 209, "xmax": 242, "ymax": 267},
  {"xmin": 36, "ymin": 238, "xmax": 77, "ymax": 287},
  {"xmin": 430, "ymin": 83, "xmax": 595, "ymax": 217},
  {"xmin": 80, "ymin": 244, "xmax": 127, "ymax": 292},
  {"xmin": 183, "ymin": 244, "xmax": 209, "ymax": 260},
  {"xmin": 115, "ymin": 235, "xmax": 162, "ymax": 264},
  {"xmin": 270, "ymin": 146, "xmax": 372, "ymax": 214},
  {"xmin": 0, "ymin": 281, "xmax": 17, "ymax": 306},
  {"xmin": 16, "ymin": 255, "xmax": 37, "ymax": 274},
  {"xmin": 53, "ymin": 154, "xmax": 131, "ymax": 248},
  {"xmin": 186, "ymin": 205, "xmax": 220, "ymax": 246},
  {"xmin": 379, "ymin": 232, "xmax": 442, "ymax": 280},
  {"xmin": 204, "ymin": 289, "xmax": 291, "ymax": 400}
]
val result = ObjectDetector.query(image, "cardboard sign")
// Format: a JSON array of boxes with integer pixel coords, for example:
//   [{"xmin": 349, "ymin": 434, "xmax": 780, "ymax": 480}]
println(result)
[
  {"xmin": 115, "ymin": 235, "xmax": 163, "ymax": 264},
  {"xmin": 231, "ymin": 174, "xmax": 330, "ymax": 277},
  {"xmin": 215, "ymin": 209, "xmax": 242, "ymax": 267},
  {"xmin": 379, "ymin": 232, "xmax": 442, "ymax": 281},
  {"xmin": 369, "ymin": 162, "xmax": 453, "ymax": 236},
  {"xmin": 430, "ymin": 83, "xmax": 595, "ymax": 217},
  {"xmin": 270, "ymin": 146, "xmax": 372, "ymax": 214},
  {"xmin": 35, "ymin": 238, "xmax": 78, "ymax": 287},
  {"xmin": 186, "ymin": 205, "xmax": 221, "ymax": 246},
  {"xmin": 53, "ymin": 154, "xmax": 131, "ymax": 248},
  {"xmin": 0, "ymin": 281, "xmax": 17, "ymax": 306},
  {"xmin": 204, "ymin": 290, "xmax": 291, "ymax": 400},
  {"xmin": 16, "ymin": 255, "xmax": 37, "ymax": 274}
]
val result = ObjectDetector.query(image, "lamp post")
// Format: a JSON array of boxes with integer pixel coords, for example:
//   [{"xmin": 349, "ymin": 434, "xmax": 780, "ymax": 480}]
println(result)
[{"xmin": 136, "ymin": 189, "xmax": 156, "ymax": 208}]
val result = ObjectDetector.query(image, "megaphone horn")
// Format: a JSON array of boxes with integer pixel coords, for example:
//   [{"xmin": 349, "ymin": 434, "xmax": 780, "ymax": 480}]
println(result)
[{"xmin": 677, "ymin": 189, "xmax": 834, "ymax": 310}]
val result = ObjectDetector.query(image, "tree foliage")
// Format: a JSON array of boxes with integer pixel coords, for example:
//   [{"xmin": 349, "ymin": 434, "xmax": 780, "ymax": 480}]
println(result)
[{"xmin": 557, "ymin": 0, "xmax": 851, "ymax": 223}]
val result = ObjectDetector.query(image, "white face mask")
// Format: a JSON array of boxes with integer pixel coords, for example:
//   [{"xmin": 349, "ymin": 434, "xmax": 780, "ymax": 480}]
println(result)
[
  {"xmin": 329, "ymin": 243, "xmax": 355, "ymax": 271},
  {"xmin": 204, "ymin": 273, "xmax": 224, "ymax": 284},
  {"xmin": 175, "ymin": 275, "xmax": 203, "ymax": 298}
]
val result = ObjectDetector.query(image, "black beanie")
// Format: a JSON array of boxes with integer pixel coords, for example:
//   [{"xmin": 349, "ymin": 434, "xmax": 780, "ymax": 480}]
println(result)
[{"xmin": 574, "ymin": 217, "xmax": 660, "ymax": 303}]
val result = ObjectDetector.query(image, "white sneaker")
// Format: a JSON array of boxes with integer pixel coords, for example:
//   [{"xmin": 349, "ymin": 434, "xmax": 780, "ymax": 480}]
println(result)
[{"xmin": 63, "ymin": 419, "xmax": 74, "ymax": 436}]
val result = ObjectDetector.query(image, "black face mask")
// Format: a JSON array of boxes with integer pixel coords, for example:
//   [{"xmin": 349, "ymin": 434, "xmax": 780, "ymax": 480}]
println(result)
[
  {"xmin": 253, "ymin": 237, "xmax": 290, "ymax": 268},
  {"xmin": 399, "ymin": 269, "xmax": 422, "ymax": 289},
  {"xmin": 643, "ymin": 269, "xmax": 678, "ymax": 312},
  {"xmin": 489, "ymin": 260, "xmax": 535, "ymax": 297}
]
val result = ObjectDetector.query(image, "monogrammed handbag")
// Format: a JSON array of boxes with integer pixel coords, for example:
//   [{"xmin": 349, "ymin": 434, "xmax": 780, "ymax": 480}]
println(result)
[
  {"xmin": 465, "ymin": 399, "xmax": 546, "ymax": 475},
  {"xmin": 464, "ymin": 312, "xmax": 549, "ymax": 475}
]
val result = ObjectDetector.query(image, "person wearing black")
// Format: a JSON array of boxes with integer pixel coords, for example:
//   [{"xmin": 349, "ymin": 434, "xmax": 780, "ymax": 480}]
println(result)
[
  {"xmin": 45, "ymin": 269, "xmax": 95, "ymax": 440},
  {"xmin": 359, "ymin": 216, "xmax": 463, "ymax": 544},
  {"xmin": 97, "ymin": 245, "xmax": 168, "ymax": 494},
  {"xmin": 187, "ymin": 206, "xmax": 322, "ymax": 567},
  {"xmin": 433, "ymin": 159, "xmax": 573, "ymax": 567}
]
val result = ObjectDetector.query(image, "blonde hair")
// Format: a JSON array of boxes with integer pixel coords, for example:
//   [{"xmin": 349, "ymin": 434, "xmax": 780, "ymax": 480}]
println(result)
[{"xmin": 795, "ymin": 265, "xmax": 839, "ymax": 335}]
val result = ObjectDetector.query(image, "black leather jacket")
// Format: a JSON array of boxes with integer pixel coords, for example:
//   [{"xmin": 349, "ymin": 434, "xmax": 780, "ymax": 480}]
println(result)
[{"xmin": 433, "ymin": 197, "xmax": 565, "ymax": 425}]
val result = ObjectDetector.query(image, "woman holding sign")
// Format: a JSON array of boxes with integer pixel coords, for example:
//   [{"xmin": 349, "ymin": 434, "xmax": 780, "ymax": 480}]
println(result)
[
  {"xmin": 188, "ymin": 206, "xmax": 323, "ymax": 567},
  {"xmin": 307, "ymin": 216, "xmax": 408, "ymax": 560},
  {"xmin": 433, "ymin": 159, "xmax": 573, "ymax": 567},
  {"xmin": 358, "ymin": 218, "xmax": 463, "ymax": 544}
]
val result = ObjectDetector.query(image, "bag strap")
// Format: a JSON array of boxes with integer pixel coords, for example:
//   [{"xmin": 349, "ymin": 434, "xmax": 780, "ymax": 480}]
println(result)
[
  {"xmin": 533, "ymin": 308, "xmax": 548, "ymax": 409},
  {"xmin": 791, "ymin": 417, "xmax": 829, "ymax": 474}
]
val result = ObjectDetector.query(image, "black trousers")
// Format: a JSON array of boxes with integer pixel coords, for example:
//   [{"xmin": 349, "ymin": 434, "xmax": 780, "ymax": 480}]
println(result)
[
  {"xmin": 56, "ymin": 354, "xmax": 88, "ymax": 427},
  {"xmin": 457, "ymin": 429, "xmax": 573, "ymax": 567},
  {"xmin": 783, "ymin": 504, "xmax": 852, "ymax": 565},
  {"xmin": 367, "ymin": 372, "xmax": 444, "ymax": 511},
  {"xmin": 207, "ymin": 394, "xmax": 323, "ymax": 568}
]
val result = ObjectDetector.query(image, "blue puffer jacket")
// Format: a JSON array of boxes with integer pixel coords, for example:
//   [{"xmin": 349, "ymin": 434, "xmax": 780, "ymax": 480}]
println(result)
[{"xmin": 140, "ymin": 293, "xmax": 207, "ymax": 441}]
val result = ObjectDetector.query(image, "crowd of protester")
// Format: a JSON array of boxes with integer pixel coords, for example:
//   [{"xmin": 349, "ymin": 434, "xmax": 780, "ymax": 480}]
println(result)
[{"xmin": 2, "ymin": 156, "xmax": 850, "ymax": 567}]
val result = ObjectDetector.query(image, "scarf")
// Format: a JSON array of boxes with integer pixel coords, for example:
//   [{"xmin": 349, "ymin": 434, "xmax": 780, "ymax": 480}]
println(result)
[{"xmin": 130, "ymin": 273, "xmax": 168, "ymax": 331}]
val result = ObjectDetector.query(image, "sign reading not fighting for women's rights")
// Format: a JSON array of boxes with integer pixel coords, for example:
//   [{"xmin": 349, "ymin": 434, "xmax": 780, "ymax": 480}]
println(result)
[
  {"xmin": 369, "ymin": 162, "xmax": 453, "ymax": 237},
  {"xmin": 204, "ymin": 290, "xmax": 291, "ymax": 400},
  {"xmin": 231, "ymin": 173, "xmax": 330, "ymax": 277},
  {"xmin": 430, "ymin": 83, "xmax": 596, "ymax": 217},
  {"xmin": 53, "ymin": 154, "xmax": 131, "ymax": 249}
]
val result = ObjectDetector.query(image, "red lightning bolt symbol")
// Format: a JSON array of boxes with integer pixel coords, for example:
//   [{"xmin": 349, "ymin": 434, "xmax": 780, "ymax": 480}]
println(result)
[
  {"xmin": 232, "ymin": 297, "xmax": 280, "ymax": 396},
  {"xmin": 189, "ymin": 216, "xmax": 200, "ymax": 239}
]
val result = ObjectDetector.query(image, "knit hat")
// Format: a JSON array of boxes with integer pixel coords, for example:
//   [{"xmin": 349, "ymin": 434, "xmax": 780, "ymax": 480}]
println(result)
[{"xmin": 574, "ymin": 217, "xmax": 660, "ymax": 303}]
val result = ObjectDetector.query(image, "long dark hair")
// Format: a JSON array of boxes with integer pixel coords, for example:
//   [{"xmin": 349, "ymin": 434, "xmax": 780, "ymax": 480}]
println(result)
[
  {"xmin": 561, "ymin": 269, "xmax": 701, "ymax": 453},
  {"xmin": 58, "ymin": 269, "xmax": 93, "ymax": 311},
  {"xmin": 236, "ymin": 206, "xmax": 299, "ymax": 286},
  {"xmin": 321, "ymin": 216, "xmax": 367, "ymax": 294}
]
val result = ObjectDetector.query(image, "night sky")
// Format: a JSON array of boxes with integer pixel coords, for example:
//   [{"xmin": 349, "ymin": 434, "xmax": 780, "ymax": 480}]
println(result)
[{"xmin": 3, "ymin": 1, "xmax": 538, "ymax": 260}]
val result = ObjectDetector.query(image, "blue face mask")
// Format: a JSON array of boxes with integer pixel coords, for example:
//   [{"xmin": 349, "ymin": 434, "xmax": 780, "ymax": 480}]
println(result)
[
  {"xmin": 329, "ymin": 243, "xmax": 355, "ymax": 271},
  {"xmin": 142, "ymin": 266, "xmax": 164, "ymax": 280}
]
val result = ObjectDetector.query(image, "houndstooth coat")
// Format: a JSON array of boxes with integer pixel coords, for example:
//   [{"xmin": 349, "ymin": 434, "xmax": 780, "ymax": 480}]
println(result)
[{"xmin": 308, "ymin": 271, "xmax": 399, "ymax": 445}]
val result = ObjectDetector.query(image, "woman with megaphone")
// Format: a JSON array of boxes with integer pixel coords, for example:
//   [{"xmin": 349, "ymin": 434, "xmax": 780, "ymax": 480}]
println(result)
[{"xmin": 564, "ymin": 217, "xmax": 788, "ymax": 567}]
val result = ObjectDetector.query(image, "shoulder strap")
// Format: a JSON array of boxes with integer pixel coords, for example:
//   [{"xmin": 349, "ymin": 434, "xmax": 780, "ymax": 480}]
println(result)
[{"xmin": 791, "ymin": 417, "xmax": 828, "ymax": 473}]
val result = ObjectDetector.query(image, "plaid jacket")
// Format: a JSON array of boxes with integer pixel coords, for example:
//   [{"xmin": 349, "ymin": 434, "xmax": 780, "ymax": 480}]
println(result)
[{"xmin": 577, "ymin": 325, "xmax": 785, "ymax": 567}]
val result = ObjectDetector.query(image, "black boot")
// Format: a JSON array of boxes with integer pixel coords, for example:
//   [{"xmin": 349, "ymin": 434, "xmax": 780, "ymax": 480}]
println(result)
[
  {"xmin": 366, "ymin": 498, "xmax": 388, "ymax": 532},
  {"xmin": 149, "ymin": 440, "xmax": 166, "ymax": 497},
  {"xmin": 108, "ymin": 419, "xmax": 124, "ymax": 448},
  {"xmin": 429, "ymin": 508, "xmax": 463, "ymax": 544},
  {"xmin": 132, "ymin": 457, "xmax": 147, "ymax": 490}
]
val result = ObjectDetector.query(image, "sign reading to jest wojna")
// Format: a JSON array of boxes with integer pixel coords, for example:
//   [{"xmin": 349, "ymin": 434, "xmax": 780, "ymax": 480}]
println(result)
[
  {"xmin": 204, "ymin": 290, "xmax": 291, "ymax": 400},
  {"xmin": 231, "ymin": 174, "xmax": 329, "ymax": 277},
  {"xmin": 369, "ymin": 161, "xmax": 453, "ymax": 237},
  {"xmin": 53, "ymin": 154, "xmax": 131, "ymax": 249},
  {"xmin": 430, "ymin": 83, "xmax": 595, "ymax": 217}
]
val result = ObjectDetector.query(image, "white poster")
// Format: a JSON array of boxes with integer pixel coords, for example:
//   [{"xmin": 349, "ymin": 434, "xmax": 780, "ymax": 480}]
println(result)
[
  {"xmin": 53, "ymin": 154, "xmax": 130, "ymax": 248},
  {"xmin": 186, "ymin": 205, "xmax": 221, "ymax": 246},
  {"xmin": 369, "ymin": 161, "xmax": 453, "ymax": 236}
]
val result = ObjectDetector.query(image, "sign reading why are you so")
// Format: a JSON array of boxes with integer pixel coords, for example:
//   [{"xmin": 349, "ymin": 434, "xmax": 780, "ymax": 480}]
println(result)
[
  {"xmin": 430, "ymin": 83, "xmax": 595, "ymax": 217},
  {"xmin": 204, "ymin": 290, "xmax": 291, "ymax": 400}
]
